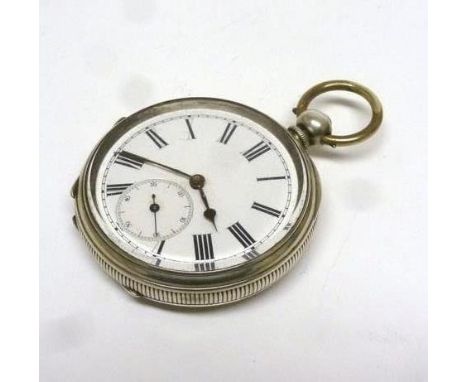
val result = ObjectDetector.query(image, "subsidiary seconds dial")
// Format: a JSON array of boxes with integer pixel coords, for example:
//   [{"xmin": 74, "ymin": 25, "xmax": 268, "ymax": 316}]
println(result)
[{"xmin": 115, "ymin": 179, "xmax": 193, "ymax": 241}]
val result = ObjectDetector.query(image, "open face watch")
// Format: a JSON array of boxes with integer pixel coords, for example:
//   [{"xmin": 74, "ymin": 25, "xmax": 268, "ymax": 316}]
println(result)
[{"xmin": 71, "ymin": 80, "xmax": 383, "ymax": 308}]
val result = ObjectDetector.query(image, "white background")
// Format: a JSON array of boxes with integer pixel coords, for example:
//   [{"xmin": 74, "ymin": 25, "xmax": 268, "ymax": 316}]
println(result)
[{"xmin": 40, "ymin": 1, "xmax": 426, "ymax": 381}]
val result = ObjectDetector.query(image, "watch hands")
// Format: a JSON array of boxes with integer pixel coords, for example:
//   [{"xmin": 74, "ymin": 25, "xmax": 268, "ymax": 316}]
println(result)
[
  {"xmin": 120, "ymin": 151, "xmax": 218, "ymax": 231},
  {"xmin": 149, "ymin": 193, "xmax": 160, "ymax": 237},
  {"xmin": 120, "ymin": 151, "xmax": 192, "ymax": 179},
  {"xmin": 189, "ymin": 174, "xmax": 218, "ymax": 232}
]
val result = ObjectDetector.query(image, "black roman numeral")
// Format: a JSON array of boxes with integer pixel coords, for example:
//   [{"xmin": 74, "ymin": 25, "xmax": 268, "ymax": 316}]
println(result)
[
  {"xmin": 185, "ymin": 119, "xmax": 195, "ymax": 139},
  {"xmin": 242, "ymin": 141, "xmax": 271, "ymax": 161},
  {"xmin": 115, "ymin": 151, "xmax": 144, "ymax": 169},
  {"xmin": 228, "ymin": 222, "xmax": 256, "ymax": 248},
  {"xmin": 251, "ymin": 202, "xmax": 282, "ymax": 218},
  {"xmin": 193, "ymin": 234, "xmax": 215, "ymax": 271},
  {"xmin": 106, "ymin": 183, "xmax": 133, "ymax": 196},
  {"xmin": 146, "ymin": 129, "xmax": 168, "ymax": 149},
  {"xmin": 257, "ymin": 176, "xmax": 287, "ymax": 181},
  {"xmin": 219, "ymin": 123, "xmax": 237, "ymax": 144}
]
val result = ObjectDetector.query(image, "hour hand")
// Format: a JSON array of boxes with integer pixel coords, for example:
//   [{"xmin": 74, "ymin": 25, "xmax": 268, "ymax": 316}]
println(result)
[
  {"xmin": 190, "ymin": 175, "xmax": 218, "ymax": 231},
  {"xmin": 200, "ymin": 189, "xmax": 218, "ymax": 231}
]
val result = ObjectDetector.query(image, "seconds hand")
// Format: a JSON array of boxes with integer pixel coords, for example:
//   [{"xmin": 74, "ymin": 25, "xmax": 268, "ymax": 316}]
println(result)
[{"xmin": 149, "ymin": 194, "xmax": 160, "ymax": 238}]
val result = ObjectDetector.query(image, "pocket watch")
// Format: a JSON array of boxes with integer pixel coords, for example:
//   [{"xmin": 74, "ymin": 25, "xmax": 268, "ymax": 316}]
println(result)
[{"xmin": 71, "ymin": 80, "xmax": 383, "ymax": 308}]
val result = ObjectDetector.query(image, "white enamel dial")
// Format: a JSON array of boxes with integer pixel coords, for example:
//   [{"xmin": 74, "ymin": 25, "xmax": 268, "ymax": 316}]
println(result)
[{"xmin": 95, "ymin": 108, "xmax": 302, "ymax": 272}]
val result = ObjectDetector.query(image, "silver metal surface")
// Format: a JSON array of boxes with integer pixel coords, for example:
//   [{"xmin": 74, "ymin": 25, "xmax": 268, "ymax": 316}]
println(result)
[
  {"xmin": 291, "ymin": 109, "xmax": 332, "ymax": 146},
  {"xmin": 294, "ymin": 80, "xmax": 383, "ymax": 147}
]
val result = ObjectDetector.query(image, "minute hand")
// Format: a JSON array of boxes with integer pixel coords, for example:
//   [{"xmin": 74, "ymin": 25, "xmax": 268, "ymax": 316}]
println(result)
[{"xmin": 121, "ymin": 151, "xmax": 192, "ymax": 179}]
